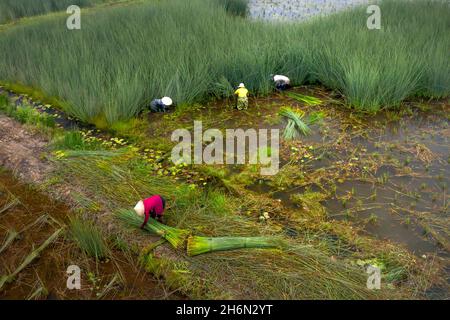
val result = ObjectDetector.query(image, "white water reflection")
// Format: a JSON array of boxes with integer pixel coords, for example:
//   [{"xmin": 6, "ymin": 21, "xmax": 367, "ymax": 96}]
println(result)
[{"xmin": 248, "ymin": 0, "xmax": 374, "ymax": 21}]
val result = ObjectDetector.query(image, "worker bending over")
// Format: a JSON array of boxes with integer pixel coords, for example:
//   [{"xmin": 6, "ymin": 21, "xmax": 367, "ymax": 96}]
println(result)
[
  {"xmin": 271, "ymin": 74, "xmax": 291, "ymax": 91},
  {"xmin": 134, "ymin": 195, "xmax": 166, "ymax": 227},
  {"xmin": 149, "ymin": 96, "xmax": 173, "ymax": 112}
]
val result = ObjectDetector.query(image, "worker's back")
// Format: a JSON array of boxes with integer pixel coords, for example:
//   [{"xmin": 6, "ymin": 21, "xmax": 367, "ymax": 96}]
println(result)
[
  {"xmin": 273, "ymin": 75, "xmax": 290, "ymax": 84},
  {"xmin": 235, "ymin": 87, "xmax": 248, "ymax": 98},
  {"xmin": 273, "ymin": 75, "xmax": 291, "ymax": 91}
]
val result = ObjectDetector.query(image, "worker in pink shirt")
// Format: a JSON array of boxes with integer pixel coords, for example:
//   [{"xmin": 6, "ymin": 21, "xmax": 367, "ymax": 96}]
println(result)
[{"xmin": 134, "ymin": 195, "xmax": 166, "ymax": 228}]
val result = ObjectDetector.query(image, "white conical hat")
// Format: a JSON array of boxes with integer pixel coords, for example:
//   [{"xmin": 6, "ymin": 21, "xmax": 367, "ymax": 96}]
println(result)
[
  {"xmin": 238, "ymin": 83, "xmax": 245, "ymax": 88},
  {"xmin": 134, "ymin": 200, "xmax": 145, "ymax": 216},
  {"xmin": 161, "ymin": 96, "xmax": 173, "ymax": 106}
]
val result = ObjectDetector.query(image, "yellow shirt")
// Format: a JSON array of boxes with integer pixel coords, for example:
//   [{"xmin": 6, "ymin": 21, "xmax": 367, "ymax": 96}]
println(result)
[{"xmin": 234, "ymin": 87, "xmax": 248, "ymax": 98}]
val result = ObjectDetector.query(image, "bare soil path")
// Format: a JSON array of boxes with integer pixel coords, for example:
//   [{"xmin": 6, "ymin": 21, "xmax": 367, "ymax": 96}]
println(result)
[{"xmin": 0, "ymin": 114, "xmax": 51, "ymax": 183}]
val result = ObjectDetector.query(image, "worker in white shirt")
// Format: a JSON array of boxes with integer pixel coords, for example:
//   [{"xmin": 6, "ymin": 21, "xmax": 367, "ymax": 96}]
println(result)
[{"xmin": 271, "ymin": 74, "xmax": 291, "ymax": 91}]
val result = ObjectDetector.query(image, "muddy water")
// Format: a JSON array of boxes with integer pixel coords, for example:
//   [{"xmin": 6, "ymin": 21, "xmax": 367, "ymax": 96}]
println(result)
[
  {"xmin": 325, "ymin": 111, "xmax": 449, "ymax": 257},
  {"xmin": 246, "ymin": 99, "xmax": 449, "ymax": 258},
  {"xmin": 0, "ymin": 169, "xmax": 177, "ymax": 299}
]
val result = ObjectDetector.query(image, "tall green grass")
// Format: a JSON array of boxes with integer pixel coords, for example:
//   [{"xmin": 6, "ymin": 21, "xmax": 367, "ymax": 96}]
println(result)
[
  {"xmin": 306, "ymin": 1, "xmax": 450, "ymax": 110},
  {"xmin": 0, "ymin": 0, "xmax": 106, "ymax": 24},
  {"xmin": 216, "ymin": 0, "xmax": 248, "ymax": 17},
  {"xmin": 0, "ymin": 0, "xmax": 448, "ymax": 124}
]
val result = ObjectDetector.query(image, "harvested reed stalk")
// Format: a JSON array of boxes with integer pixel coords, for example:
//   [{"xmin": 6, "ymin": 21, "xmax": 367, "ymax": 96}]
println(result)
[
  {"xmin": 96, "ymin": 273, "xmax": 121, "ymax": 300},
  {"xmin": 27, "ymin": 286, "xmax": 48, "ymax": 300},
  {"xmin": 187, "ymin": 235, "xmax": 286, "ymax": 256},
  {"xmin": 0, "ymin": 229, "xmax": 19, "ymax": 254},
  {"xmin": 286, "ymin": 92, "xmax": 322, "ymax": 106},
  {"xmin": 279, "ymin": 107, "xmax": 311, "ymax": 138},
  {"xmin": 0, "ymin": 215, "xmax": 48, "ymax": 255},
  {"xmin": 20, "ymin": 214, "xmax": 48, "ymax": 233},
  {"xmin": 0, "ymin": 228, "xmax": 63, "ymax": 291},
  {"xmin": 47, "ymin": 214, "xmax": 65, "ymax": 228},
  {"xmin": 64, "ymin": 149, "xmax": 126, "ymax": 159},
  {"xmin": 116, "ymin": 209, "xmax": 190, "ymax": 249},
  {"xmin": 142, "ymin": 238, "xmax": 168, "ymax": 256},
  {"xmin": 0, "ymin": 197, "xmax": 19, "ymax": 216}
]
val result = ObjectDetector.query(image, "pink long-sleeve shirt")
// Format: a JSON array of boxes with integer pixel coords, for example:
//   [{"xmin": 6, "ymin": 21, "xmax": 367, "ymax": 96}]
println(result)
[{"xmin": 141, "ymin": 195, "xmax": 165, "ymax": 228}]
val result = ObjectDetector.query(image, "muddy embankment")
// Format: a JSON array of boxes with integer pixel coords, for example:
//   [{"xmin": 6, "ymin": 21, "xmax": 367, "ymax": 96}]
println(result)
[
  {"xmin": 0, "ymin": 114, "xmax": 181, "ymax": 299},
  {"xmin": 0, "ymin": 114, "xmax": 51, "ymax": 183}
]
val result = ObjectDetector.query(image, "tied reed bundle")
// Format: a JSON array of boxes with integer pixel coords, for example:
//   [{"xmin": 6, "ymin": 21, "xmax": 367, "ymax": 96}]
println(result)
[
  {"xmin": 116, "ymin": 209, "xmax": 190, "ymax": 249},
  {"xmin": 187, "ymin": 235, "xmax": 286, "ymax": 256},
  {"xmin": 279, "ymin": 107, "xmax": 311, "ymax": 138}
]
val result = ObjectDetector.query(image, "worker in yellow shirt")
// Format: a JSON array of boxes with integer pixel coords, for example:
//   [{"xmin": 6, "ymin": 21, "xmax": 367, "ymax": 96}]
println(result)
[{"xmin": 234, "ymin": 83, "xmax": 249, "ymax": 110}]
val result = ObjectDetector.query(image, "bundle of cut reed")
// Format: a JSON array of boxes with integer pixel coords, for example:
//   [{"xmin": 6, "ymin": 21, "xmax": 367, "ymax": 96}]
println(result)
[
  {"xmin": 279, "ymin": 107, "xmax": 311, "ymax": 138},
  {"xmin": 286, "ymin": 92, "xmax": 322, "ymax": 106},
  {"xmin": 116, "ymin": 209, "xmax": 189, "ymax": 249},
  {"xmin": 187, "ymin": 235, "xmax": 286, "ymax": 256}
]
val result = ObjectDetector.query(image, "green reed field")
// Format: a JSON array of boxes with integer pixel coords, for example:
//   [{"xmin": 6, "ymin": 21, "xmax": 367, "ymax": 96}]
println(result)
[
  {"xmin": 0, "ymin": 0, "xmax": 107, "ymax": 24},
  {"xmin": 0, "ymin": 0, "xmax": 448, "ymax": 124}
]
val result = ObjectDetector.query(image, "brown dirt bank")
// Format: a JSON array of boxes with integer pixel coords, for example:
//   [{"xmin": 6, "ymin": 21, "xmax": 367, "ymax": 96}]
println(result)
[{"xmin": 0, "ymin": 114, "xmax": 51, "ymax": 183}]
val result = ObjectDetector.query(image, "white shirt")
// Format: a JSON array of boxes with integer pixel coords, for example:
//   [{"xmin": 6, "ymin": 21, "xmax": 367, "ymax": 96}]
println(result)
[{"xmin": 273, "ymin": 75, "xmax": 290, "ymax": 84}]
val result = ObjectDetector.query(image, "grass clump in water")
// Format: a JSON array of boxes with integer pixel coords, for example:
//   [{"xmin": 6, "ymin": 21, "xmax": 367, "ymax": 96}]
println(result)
[
  {"xmin": 52, "ymin": 131, "xmax": 87, "ymax": 150},
  {"xmin": 0, "ymin": 95, "xmax": 8, "ymax": 107},
  {"xmin": 291, "ymin": 191, "xmax": 328, "ymax": 219},
  {"xmin": 51, "ymin": 130, "xmax": 105, "ymax": 151}
]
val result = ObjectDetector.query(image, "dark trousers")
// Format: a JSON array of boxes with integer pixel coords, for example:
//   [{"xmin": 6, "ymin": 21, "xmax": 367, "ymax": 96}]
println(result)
[{"xmin": 275, "ymin": 81, "xmax": 290, "ymax": 91}]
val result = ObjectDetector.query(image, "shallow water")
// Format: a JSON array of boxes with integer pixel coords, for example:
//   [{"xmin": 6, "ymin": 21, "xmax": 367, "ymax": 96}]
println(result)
[
  {"xmin": 248, "ymin": 100, "xmax": 450, "ymax": 258},
  {"xmin": 330, "ymin": 111, "xmax": 449, "ymax": 257},
  {"xmin": 248, "ymin": 0, "xmax": 372, "ymax": 21}
]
